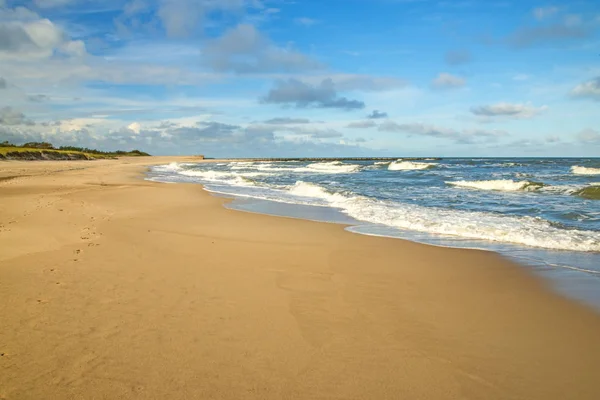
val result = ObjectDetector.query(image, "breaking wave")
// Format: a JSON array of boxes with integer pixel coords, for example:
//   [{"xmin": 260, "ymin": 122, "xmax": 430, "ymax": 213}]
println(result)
[
  {"xmin": 306, "ymin": 161, "xmax": 361, "ymax": 173},
  {"xmin": 148, "ymin": 161, "xmax": 600, "ymax": 254},
  {"xmin": 574, "ymin": 186, "xmax": 600, "ymax": 200},
  {"xmin": 388, "ymin": 160, "xmax": 436, "ymax": 171},
  {"xmin": 279, "ymin": 181, "xmax": 600, "ymax": 252},
  {"xmin": 571, "ymin": 166, "xmax": 600, "ymax": 175},
  {"xmin": 447, "ymin": 179, "xmax": 544, "ymax": 192}
]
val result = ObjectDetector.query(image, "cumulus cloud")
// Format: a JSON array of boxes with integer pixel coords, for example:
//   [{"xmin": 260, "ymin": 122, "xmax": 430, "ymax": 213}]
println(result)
[
  {"xmin": 470, "ymin": 102, "xmax": 547, "ymax": 118},
  {"xmin": 346, "ymin": 120, "xmax": 377, "ymax": 129},
  {"xmin": 431, "ymin": 73, "xmax": 465, "ymax": 89},
  {"xmin": 158, "ymin": 0, "xmax": 204, "ymax": 38},
  {"xmin": 263, "ymin": 117, "xmax": 311, "ymax": 124},
  {"xmin": 115, "ymin": 0, "xmax": 257, "ymax": 39},
  {"xmin": 156, "ymin": 121, "xmax": 179, "ymax": 129},
  {"xmin": 378, "ymin": 121, "xmax": 506, "ymax": 144},
  {"xmin": 262, "ymin": 78, "xmax": 365, "ymax": 110},
  {"xmin": 0, "ymin": 119, "xmax": 369, "ymax": 158},
  {"xmin": 0, "ymin": 12, "xmax": 87, "ymax": 59},
  {"xmin": 577, "ymin": 128, "xmax": 600, "ymax": 144},
  {"xmin": 328, "ymin": 74, "xmax": 407, "ymax": 91},
  {"xmin": 0, "ymin": 107, "xmax": 35, "ymax": 125},
  {"xmin": 444, "ymin": 49, "xmax": 471, "ymax": 65},
  {"xmin": 367, "ymin": 110, "xmax": 388, "ymax": 119},
  {"xmin": 203, "ymin": 24, "xmax": 323, "ymax": 73},
  {"xmin": 533, "ymin": 6, "xmax": 559, "ymax": 21},
  {"xmin": 570, "ymin": 77, "xmax": 600, "ymax": 101},
  {"xmin": 127, "ymin": 122, "xmax": 141, "ymax": 134}
]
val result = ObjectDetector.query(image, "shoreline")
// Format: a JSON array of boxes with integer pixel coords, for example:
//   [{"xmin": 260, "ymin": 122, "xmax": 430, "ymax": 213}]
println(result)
[
  {"xmin": 150, "ymin": 161, "xmax": 600, "ymax": 310},
  {"xmin": 2, "ymin": 157, "xmax": 600, "ymax": 399}
]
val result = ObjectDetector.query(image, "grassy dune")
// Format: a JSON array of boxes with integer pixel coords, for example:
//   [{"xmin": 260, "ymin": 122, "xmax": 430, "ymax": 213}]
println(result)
[{"xmin": 0, "ymin": 146, "xmax": 149, "ymax": 161}]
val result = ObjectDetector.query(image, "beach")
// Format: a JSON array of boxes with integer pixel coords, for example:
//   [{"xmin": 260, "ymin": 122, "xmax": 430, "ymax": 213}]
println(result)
[{"xmin": 1, "ymin": 157, "xmax": 600, "ymax": 400}]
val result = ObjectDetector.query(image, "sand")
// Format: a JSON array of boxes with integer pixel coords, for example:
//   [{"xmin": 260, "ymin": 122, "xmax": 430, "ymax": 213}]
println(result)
[{"xmin": 1, "ymin": 157, "xmax": 600, "ymax": 400}]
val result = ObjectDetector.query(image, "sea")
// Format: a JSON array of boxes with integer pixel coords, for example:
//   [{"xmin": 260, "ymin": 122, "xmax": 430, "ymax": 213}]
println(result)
[{"xmin": 147, "ymin": 158, "xmax": 600, "ymax": 309}]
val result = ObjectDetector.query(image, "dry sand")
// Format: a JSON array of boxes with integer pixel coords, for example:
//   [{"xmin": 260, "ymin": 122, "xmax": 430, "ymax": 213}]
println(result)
[{"xmin": 1, "ymin": 157, "xmax": 600, "ymax": 400}]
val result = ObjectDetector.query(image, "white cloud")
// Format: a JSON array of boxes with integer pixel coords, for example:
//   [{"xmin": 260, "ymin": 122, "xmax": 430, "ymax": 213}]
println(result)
[
  {"xmin": 0, "ymin": 107, "xmax": 35, "ymax": 125},
  {"xmin": 577, "ymin": 128, "xmax": 600, "ymax": 144},
  {"xmin": 262, "ymin": 78, "xmax": 365, "ymax": 110},
  {"xmin": 470, "ymin": 102, "xmax": 547, "ymax": 118},
  {"xmin": 0, "ymin": 10, "xmax": 88, "ymax": 60},
  {"xmin": 33, "ymin": 0, "xmax": 75, "ymax": 8},
  {"xmin": 570, "ymin": 77, "xmax": 600, "ymax": 101},
  {"xmin": 512, "ymin": 74, "xmax": 530, "ymax": 81},
  {"xmin": 295, "ymin": 17, "xmax": 319, "ymax": 26},
  {"xmin": 444, "ymin": 49, "xmax": 471, "ymax": 65},
  {"xmin": 203, "ymin": 24, "xmax": 323, "ymax": 73},
  {"xmin": 158, "ymin": 0, "xmax": 204, "ymax": 38},
  {"xmin": 533, "ymin": 6, "xmax": 558, "ymax": 21},
  {"xmin": 0, "ymin": 6, "xmax": 40, "ymax": 21},
  {"xmin": 347, "ymin": 120, "xmax": 377, "ymax": 129},
  {"xmin": 431, "ymin": 73, "xmax": 465, "ymax": 89},
  {"xmin": 127, "ymin": 122, "xmax": 141, "ymax": 134},
  {"xmin": 378, "ymin": 121, "xmax": 506, "ymax": 144},
  {"xmin": 564, "ymin": 14, "xmax": 582, "ymax": 27}
]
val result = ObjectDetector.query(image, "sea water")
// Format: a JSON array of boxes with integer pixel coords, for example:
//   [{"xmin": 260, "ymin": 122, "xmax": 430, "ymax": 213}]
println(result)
[{"xmin": 147, "ymin": 158, "xmax": 600, "ymax": 309}]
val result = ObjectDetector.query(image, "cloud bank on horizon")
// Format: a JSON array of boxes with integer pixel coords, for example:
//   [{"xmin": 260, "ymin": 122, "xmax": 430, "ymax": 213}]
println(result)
[{"xmin": 0, "ymin": 0, "xmax": 599, "ymax": 157}]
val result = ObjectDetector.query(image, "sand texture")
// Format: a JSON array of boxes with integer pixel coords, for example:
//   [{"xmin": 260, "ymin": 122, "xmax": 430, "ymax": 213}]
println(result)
[{"xmin": 1, "ymin": 157, "xmax": 600, "ymax": 400}]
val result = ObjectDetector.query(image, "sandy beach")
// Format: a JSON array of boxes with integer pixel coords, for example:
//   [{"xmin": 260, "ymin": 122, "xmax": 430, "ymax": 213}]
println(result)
[{"xmin": 1, "ymin": 157, "xmax": 600, "ymax": 400}]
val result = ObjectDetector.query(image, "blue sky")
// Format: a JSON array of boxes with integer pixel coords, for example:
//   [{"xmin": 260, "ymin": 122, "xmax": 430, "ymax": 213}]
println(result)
[{"xmin": 0, "ymin": 0, "xmax": 599, "ymax": 157}]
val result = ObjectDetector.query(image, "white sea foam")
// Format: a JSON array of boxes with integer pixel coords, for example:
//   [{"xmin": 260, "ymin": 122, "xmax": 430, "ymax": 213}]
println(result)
[
  {"xmin": 447, "ymin": 179, "xmax": 543, "ymax": 192},
  {"xmin": 152, "ymin": 164, "xmax": 264, "ymax": 187},
  {"xmin": 306, "ymin": 161, "xmax": 361, "ymax": 173},
  {"xmin": 374, "ymin": 161, "xmax": 390, "ymax": 165},
  {"xmin": 288, "ymin": 181, "xmax": 347, "ymax": 201},
  {"xmin": 571, "ymin": 166, "xmax": 600, "ymax": 175},
  {"xmin": 150, "ymin": 162, "xmax": 600, "ymax": 253},
  {"xmin": 252, "ymin": 161, "xmax": 360, "ymax": 174},
  {"xmin": 280, "ymin": 182, "xmax": 600, "ymax": 252},
  {"xmin": 388, "ymin": 160, "xmax": 436, "ymax": 171},
  {"xmin": 154, "ymin": 162, "xmax": 184, "ymax": 172}
]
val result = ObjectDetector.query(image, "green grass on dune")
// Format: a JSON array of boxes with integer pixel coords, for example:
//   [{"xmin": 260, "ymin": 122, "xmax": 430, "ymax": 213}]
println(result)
[{"xmin": 0, "ymin": 146, "xmax": 150, "ymax": 160}]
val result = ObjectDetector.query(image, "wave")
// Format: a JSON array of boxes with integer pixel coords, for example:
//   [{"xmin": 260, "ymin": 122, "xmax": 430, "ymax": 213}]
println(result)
[
  {"xmin": 574, "ymin": 186, "xmax": 600, "ymax": 200},
  {"xmin": 252, "ymin": 161, "xmax": 360, "ymax": 174},
  {"xmin": 447, "ymin": 179, "xmax": 544, "ymax": 192},
  {"xmin": 154, "ymin": 162, "xmax": 187, "ymax": 172},
  {"xmin": 374, "ymin": 161, "xmax": 390, "ymax": 165},
  {"xmin": 151, "ymin": 163, "xmax": 265, "ymax": 187},
  {"xmin": 306, "ymin": 161, "xmax": 361, "ymax": 173},
  {"xmin": 149, "ymin": 163, "xmax": 600, "ymax": 252},
  {"xmin": 278, "ymin": 182, "xmax": 600, "ymax": 252},
  {"xmin": 288, "ymin": 181, "xmax": 347, "ymax": 201},
  {"xmin": 388, "ymin": 160, "xmax": 436, "ymax": 171},
  {"xmin": 571, "ymin": 166, "xmax": 600, "ymax": 175}
]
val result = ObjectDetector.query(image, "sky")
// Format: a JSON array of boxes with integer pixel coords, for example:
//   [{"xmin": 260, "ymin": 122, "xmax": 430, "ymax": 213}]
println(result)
[{"xmin": 0, "ymin": 0, "xmax": 599, "ymax": 157}]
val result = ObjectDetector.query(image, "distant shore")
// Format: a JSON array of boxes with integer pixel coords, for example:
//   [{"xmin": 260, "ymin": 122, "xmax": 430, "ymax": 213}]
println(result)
[{"xmin": 1, "ymin": 157, "xmax": 600, "ymax": 400}]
